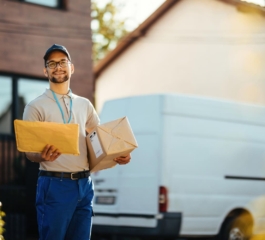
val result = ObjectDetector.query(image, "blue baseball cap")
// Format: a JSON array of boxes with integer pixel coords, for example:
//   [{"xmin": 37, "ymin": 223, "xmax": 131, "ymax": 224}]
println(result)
[{"xmin": 43, "ymin": 44, "xmax": 71, "ymax": 63}]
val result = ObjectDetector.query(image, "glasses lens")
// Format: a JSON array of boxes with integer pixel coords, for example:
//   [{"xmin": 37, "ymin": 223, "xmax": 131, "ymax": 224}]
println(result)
[
  {"xmin": 60, "ymin": 60, "xmax": 68, "ymax": 68},
  {"xmin": 47, "ymin": 62, "xmax": 56, "ymax": 69}
]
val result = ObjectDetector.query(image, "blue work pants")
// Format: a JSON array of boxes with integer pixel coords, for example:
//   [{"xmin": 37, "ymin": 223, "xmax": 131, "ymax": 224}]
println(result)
[{"xmin": 36, "ymin": 176, "xmax": 94, "ymax": 240}]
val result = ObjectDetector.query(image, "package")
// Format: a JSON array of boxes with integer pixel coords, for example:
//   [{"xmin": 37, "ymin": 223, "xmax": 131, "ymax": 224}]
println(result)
[
  {"xmin": 14, "ymin": 120, "xmax": 80, "ymax": 155},
  {"xmin": 86, "ymin": 117, "xmax": 138, "ymax": 172}
]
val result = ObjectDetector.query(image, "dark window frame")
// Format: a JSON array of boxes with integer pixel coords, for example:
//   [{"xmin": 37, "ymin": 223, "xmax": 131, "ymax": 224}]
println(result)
[
  {"xmin": 0, "ymin": 72, "xmax": 47, "ymax": 136},
  {"xmin": 16, "ymin": 0, "xmax": 66, "ymax": 10}
]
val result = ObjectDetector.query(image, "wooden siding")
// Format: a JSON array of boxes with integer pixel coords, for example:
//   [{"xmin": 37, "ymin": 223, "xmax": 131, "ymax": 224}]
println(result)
[{"xmin": 94, "ymin": 0, "xmax": 265, "ymax": 112}]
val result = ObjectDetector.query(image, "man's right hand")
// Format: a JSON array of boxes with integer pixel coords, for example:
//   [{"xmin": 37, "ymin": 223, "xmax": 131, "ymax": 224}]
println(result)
[
  {"xmin": 41, "ymin": 144, "xmax": 61, "ymax": 162},
  {"xmin": 25, "ymin": 144, "xmax": 61, "ymax": 163}
]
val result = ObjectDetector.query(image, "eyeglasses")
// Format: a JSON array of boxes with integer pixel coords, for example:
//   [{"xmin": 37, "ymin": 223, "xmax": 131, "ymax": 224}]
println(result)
[{"xmin": 46, "ymin": 60, "xmax": 71, "ymax": 69}]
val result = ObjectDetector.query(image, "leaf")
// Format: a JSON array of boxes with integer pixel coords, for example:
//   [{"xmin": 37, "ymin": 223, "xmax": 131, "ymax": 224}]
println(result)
[
  {"xmin": 0, "ymin": 220, "xmax": 5, "ymax": 227},
  {"xmin": 0, "ymin": 212, "xmax": 6, "ymax": 217}
]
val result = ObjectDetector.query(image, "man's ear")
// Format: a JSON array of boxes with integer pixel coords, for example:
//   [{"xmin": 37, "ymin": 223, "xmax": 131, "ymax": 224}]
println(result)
[
  {"xmin": 43, "ymin": 68, "xmax": 48, "ymax": 77},
  {"xmin": 71, "ymin": 64, "xmax": 74, "ymax": 74}
]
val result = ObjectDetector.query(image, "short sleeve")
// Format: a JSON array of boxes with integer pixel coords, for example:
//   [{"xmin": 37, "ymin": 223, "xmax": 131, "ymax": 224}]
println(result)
[
  {"xmin": 23, "ymin": 105, "xmax": 42, "ymax": 121},
  {"xmin": 85, "ymin": 101, "xmax": 100, "ymax": 130}
]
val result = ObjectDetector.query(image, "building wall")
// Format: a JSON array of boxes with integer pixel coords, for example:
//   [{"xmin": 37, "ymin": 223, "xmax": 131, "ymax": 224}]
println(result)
[
  {"xmin": 95, "ymin": 0, "xmax": 265, "ymax": 113},
  {"xmin": 0, "ymin": 0, "xmax": 93, "ymax": 100}
]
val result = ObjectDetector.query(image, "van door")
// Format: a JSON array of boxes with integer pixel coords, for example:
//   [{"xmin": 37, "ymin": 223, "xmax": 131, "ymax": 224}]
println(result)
[{"xmin": 92, "ymin": 95, "xmax": 163, "ymax": 228}]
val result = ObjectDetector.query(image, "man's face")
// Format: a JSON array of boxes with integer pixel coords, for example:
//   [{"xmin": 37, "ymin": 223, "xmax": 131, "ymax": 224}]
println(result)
[{"xmin": 43, "ymin": 51, "xmax": 74, "ymax": 84}]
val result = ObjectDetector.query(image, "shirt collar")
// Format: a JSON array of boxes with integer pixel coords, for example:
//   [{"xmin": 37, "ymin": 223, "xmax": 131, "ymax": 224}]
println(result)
[{"xmin": 44, "ymin": 88, "xmax": 75, "ymax": 100}]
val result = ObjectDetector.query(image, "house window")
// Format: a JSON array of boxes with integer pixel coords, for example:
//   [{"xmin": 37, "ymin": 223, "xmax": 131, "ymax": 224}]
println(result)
[
  {"xmin": 18, "ymin": 78, "xmax": 48, "ymax": 119},
  {"xmin": 21, "ymin": 0, "xmax": 62, "ymax": 8},
  {"xmin": 0, "ymin": 77, "xmax": 12, "ymax": 134},
  {"xmin": 0, "ymin": 75, "xmax": 48, "ymax": 135}
]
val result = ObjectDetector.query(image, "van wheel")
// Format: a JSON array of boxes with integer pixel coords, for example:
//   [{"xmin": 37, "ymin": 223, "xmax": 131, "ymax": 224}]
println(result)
[{"xmin": 219, "ymin": 214, "xmax": 253, "ymax": 240}]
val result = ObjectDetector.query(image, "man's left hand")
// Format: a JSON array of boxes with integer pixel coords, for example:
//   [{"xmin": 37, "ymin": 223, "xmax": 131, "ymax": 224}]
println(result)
[{"xmin": 114, "ymin": 154, "xmax": 131, "ymax": 165}]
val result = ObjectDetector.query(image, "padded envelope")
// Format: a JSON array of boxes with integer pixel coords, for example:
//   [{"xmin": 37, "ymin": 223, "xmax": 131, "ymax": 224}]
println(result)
[{"xmin": 14, "ymin": 120, "xmax": 80, "ymax": 155}]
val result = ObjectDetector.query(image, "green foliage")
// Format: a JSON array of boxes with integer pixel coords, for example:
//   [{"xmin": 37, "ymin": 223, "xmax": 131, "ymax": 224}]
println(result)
[
  {"xmin": 91, "ymin": 0, "xmax": 129, "ymax": 63},
  {"xmin": 0, "ymin": 202, "xmax": 5, "ymax": 240}
]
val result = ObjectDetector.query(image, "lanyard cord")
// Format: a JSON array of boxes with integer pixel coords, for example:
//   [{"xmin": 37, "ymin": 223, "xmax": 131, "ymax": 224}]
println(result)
[{"xmin": 51, "ymin": 89, "xmax": 73, "ymax": 124}]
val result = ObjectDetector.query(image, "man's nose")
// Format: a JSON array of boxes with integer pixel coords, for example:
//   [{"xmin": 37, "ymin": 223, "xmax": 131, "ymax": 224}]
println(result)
[{"xmin": 55, "ymin": 62, "xmax": 63, "ymax": 69}]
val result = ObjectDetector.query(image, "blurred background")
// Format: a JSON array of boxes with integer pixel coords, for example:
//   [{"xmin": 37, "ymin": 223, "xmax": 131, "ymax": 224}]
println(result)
[{"xmin": 0, "ymin": 0, "xmax": 265, "ymax": 239}]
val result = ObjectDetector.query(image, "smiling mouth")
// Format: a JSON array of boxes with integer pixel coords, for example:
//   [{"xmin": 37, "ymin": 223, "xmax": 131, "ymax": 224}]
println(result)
[{"xmin": 54, "ymin": 72, "xmax": 65, "ymax": 75}]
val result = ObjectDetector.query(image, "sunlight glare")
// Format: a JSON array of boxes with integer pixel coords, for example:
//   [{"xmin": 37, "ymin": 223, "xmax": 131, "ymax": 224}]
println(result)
[{"xmin": 241, "ymin": 0, "xmax": 265, "ymax": 7}]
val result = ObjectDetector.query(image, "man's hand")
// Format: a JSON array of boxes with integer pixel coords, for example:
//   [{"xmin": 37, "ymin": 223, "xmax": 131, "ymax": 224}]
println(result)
[
  {"xmin": 114, "ymin": 153, "xmax": 131, "ymax": 165},
  {"xmin": 41, "ymin": 145, "xmax": 61, "ymax": 162},
  {"xmin": 25, "ymin": 144, "xmax": 61, "ymax": 163}
]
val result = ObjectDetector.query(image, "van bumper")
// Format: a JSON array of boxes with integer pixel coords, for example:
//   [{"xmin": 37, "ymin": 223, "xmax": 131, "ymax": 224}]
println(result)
[{"xmin": 92, "ymin": 212, "xmax": 181, "ymax": 238}]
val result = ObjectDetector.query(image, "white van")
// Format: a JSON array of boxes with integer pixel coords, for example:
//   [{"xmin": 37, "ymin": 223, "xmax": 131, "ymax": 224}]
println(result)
[{"xmin": 91, "ymin": 94, "xmax": 265, "ymax": 240}]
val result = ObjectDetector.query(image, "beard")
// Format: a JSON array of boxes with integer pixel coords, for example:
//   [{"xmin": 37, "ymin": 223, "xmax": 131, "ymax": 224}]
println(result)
[{"xmin": 49, "ymin": 72, "xmax": 69, "ymax": 84}]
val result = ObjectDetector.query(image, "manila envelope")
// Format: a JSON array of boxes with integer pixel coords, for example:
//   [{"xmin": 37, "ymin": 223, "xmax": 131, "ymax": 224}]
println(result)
[
  {"xmin": 86, "ymin": 117, "xmax": 138, "ymax": 172},
  {"xmin": 14, "ymin": 120, "xmax": 80, "ymax": 155}
]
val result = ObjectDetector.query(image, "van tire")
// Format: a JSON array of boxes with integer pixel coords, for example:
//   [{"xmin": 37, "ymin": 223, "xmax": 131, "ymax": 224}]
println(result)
[{"xmin": 219, "ymin": 214, "xmax": 253, "ymax": 240}]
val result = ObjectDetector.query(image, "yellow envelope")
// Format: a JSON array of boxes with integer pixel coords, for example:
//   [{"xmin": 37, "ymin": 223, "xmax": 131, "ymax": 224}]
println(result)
[{"xmin": 14, "ymin": 120, "xmax": 80, "ymax": 155}]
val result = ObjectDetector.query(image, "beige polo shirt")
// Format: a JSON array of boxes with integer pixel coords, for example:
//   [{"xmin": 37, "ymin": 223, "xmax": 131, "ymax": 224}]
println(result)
[{"xmin": 23, "ymin": 88, "xmax": 100, "ymax": 172}]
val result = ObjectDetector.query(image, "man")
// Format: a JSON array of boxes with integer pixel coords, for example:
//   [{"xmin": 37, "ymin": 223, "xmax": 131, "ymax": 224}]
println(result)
[{"xmin": 23, "ymin": 44, "xmax": 131, "ymax": 240}]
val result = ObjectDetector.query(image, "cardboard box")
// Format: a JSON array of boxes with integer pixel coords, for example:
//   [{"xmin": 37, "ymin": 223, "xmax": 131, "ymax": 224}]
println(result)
[{"xmin": 86, "ymin": 117, "xmax": 138, "ymax": 172}]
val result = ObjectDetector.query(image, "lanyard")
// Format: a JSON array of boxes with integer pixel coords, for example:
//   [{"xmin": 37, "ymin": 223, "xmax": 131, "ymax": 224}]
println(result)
[{"xmin": 51, "ymin": 89, "xmax": 73, "ymax": 124}]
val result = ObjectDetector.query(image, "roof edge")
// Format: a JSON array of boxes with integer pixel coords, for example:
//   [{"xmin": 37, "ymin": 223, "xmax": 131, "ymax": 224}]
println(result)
[{"xmin": 93, "ymin": 0, "xmax": 180, "ymax": 79}]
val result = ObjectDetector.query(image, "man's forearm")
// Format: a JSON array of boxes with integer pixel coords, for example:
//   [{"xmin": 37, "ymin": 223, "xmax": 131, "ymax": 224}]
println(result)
[{"xmin": 25, "ymin": 152, "xmax": 44, "ymax": 163}]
